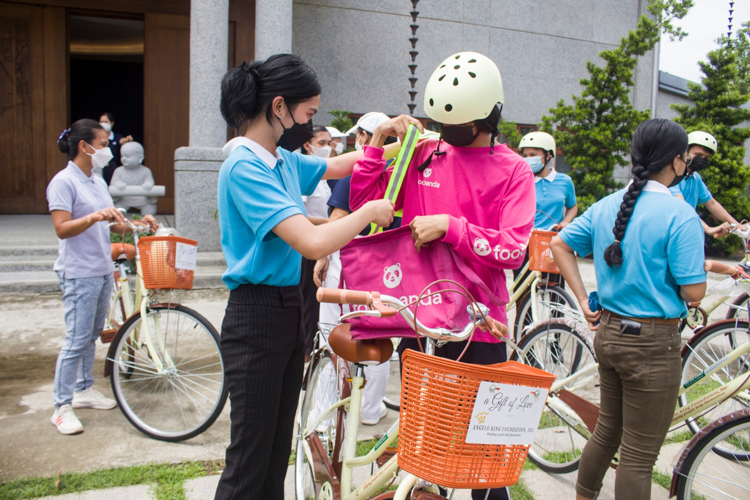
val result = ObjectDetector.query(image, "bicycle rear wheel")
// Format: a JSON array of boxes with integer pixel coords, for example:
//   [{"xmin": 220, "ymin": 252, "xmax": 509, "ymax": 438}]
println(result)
[
  {"xmin": 296, "ymin": 349, "xmax": 340, "ymax": 500},
  {"xmin": 109, "ymin": 305, "xmax": 227, "ymax": 442},
  {"xmin": 513, "ymin": 285, "xmax": 578, "ymax": 343},
  {"xmin": 679, "ymin": 320, "xmax": 750, "ymax": 459},
  {"xmin": 673, "ymin": 411, "xmax": 750, "ymax": 499},
  {"xmin": 511, "ymin": 321, "xmax": 599, "ymax": 473}
]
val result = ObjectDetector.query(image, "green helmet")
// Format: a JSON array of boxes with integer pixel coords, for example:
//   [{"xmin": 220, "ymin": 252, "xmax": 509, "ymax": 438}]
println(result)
[
  {"xmin": 518, "ymin": 131, "xmax": 556, "ymax": 157},
  {"xmin": 687, "ymin": 131, "xmax": 717, "ymax": 154},
  {"xmin": 424, "ymin": 52, "xmax": 503, "ymax": 125}
]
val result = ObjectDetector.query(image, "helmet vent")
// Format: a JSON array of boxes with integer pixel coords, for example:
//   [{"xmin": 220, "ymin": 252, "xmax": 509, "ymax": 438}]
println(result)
[
  {"xmin": 468, "ymin": 59, "xmax": 477, "ymax": 63},
  {"xmin": 468, "ymin": 72, "xmax": 476, "ymax": 78},
  {"xmin": 445, "ymin": 104, "xmax": 453, "ymax": 112},
  {"xmin": 440, "ymin": 64, "xmax": 446, "ymax": 69},
  {"xmin": 453, "ymin": 78, "xmax": 459, "ymax": 86},
  {"xmin": 455, "ymin": 55, "xmax": 460, "ymax": 59},
  {"xmin": 454, "ymin": 65, "xmax": 460, "ymax": 69},
  {"xmin": 429, "ymin": 98, "xmax": 434, "ymax": 107},
  {"xmin": 438, "ymin": 74, "xmax": 446, "ymax": 82}
]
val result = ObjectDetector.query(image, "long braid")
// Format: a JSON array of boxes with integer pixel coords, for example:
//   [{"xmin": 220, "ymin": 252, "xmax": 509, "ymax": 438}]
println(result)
[{"xmin": 604, "ymin": 164, "xmax": 650, "ymax": 267}]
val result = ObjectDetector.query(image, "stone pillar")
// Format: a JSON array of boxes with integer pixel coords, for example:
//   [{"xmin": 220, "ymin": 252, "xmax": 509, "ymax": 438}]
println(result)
[
  {"xmin": 189, "ymin": 0, "xmax": 229, "ymax": 147},
  {"xmin": 255, "ymin": 0, "xmax": 293, "ymax": 60}
]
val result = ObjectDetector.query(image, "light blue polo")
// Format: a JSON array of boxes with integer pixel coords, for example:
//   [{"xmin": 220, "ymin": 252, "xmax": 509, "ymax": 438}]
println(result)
[
  {"xmin": 560, "ymin": 181, "xmax": 705, "ymax": 319},
  {"xmin": 534, "ymin": 170, "xmax": 577, "ymax": 229},
  {"xmin": 668, "ymin": 172, "xmax": 712, "ymax": 209},
  {"xmin": 46, "ymin": 161, "xmax": 115, "ymax": 279},
  {"xmin": 218, "ymin": 137, "xmax": 327, "ymax": 289}
]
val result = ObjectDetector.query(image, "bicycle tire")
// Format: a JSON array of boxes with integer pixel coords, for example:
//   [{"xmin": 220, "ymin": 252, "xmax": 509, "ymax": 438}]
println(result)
[
  {"xmin": 679, "ymin": 319, "xmax": 750, "ymax": 459},
  {"xmin": 510, "ymin": 321, "xmax": 599, "ymax": 473},
  {"xmin": 513, "ymin": 285, "xmax": 578, "ymax": 343},
  {"xmin": 673, "ymin": 411, "xmax": 750, "ymax": 499},
  {"xmin": 109, "ymin": 305, "xmax": 228, "ymax": 442},
  {"xmin": 726, "ymin": 292, "xmax": 750, "ymax": 321},
  {"xmin": 296, "ymin": 349, "xmax": 339, "ymax": 500}
]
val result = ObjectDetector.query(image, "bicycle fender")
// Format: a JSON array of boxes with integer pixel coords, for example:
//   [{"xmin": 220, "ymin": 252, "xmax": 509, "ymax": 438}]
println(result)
[{"xmin": 679, "ymin": 318, "xmax": 748, "ymax": 359}]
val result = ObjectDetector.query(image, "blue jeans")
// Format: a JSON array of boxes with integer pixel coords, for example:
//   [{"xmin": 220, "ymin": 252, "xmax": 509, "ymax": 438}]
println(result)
[{"xmin": 54, "ymin": 273, "xmax": 113, "ymax": 408}]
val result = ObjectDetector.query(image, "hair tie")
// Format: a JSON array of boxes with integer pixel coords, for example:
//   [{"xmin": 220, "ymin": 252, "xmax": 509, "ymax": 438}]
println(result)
[
  {"xmin": 57, "ymin": 128, "xmax": 71, "ymax": 143},
  {"xmin": 615, "ymin": 239, "xmax": 621, "ymax": 243}
]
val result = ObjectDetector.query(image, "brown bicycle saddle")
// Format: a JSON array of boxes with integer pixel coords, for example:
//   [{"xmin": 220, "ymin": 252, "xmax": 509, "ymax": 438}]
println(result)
[{"xmin": 328, "ymin": 323, "xmax": 393, "ymax": 365}]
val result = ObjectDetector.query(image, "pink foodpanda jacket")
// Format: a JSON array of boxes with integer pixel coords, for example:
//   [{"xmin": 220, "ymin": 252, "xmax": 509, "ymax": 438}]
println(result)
[{"xmin": 350, "ymin": 139, "xmax": 536, "ymax": 343}]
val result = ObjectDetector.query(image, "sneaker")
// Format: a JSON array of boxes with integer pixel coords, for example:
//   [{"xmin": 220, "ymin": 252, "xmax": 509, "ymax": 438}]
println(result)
[
  {"xmin": 362, "ymin": 402, "xmax": 388, "ymax": 426},
  {"xmin": 72, "ymin": 387, "xmax": 117, "ymax": 410},
  {"xmin": 50, "ymin": 405, "xmax": 84, "ymax": 435}
]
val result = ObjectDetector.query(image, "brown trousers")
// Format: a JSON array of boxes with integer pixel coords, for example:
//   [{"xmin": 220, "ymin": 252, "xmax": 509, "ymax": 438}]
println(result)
[{"xmin": 576, "ymin": 312, "xmax": 682, "ymax": 500}]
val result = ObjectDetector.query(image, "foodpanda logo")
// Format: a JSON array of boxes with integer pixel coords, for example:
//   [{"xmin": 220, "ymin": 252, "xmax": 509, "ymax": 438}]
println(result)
[
  {"xmin": 423, "ymin": 168, "xmax": 432, "ymax": 178},
  {"xmin": 493, "ymin": 245, "xmax": 522, "ymax": 261},
  {"xmin": 418, "ymin": 178, "xmax": 440, "ymax": 188},
  {"xmin": 383, "ymin": 263, "xmax": 402, "ymax": 289},
  {"xmin": 473, "ymin": 238, "xmax": 492, "ymax": 256}
]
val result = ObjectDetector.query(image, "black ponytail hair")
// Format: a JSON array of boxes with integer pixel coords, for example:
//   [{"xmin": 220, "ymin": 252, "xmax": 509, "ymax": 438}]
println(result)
[
  {"xmin": 603, "ymin": 119, "xmax": 688, "ymax": 267},
  {"xmin": 57, "ymin": 119, "xmax": 104, "ymax": 160},
  {"xmin": 220, "ymin": 54, "xmax": 322, "ymax": 131}
]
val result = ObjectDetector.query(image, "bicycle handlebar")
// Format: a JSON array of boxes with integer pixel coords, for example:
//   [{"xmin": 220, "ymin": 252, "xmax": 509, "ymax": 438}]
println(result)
[{"xmin": 316, "ymin": 287, "xmax": 492, "ymax": 344}]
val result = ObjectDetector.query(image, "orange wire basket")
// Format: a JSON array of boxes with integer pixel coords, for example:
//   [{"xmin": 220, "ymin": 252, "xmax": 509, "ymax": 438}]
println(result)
[
  {"xmin": 138, "ymin": 236, "xmax": 198, "ymax": 290},
  {"xmin": 398, "ymin": 350, "xmax": 556, "ymax": 489},
  {"xmin": 528, "ymin": 230, "xmax": 560, "ymax": 273}
]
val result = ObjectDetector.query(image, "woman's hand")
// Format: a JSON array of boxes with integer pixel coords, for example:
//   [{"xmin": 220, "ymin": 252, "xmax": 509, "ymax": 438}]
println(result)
[
  {"xmin": 478, "ymin": 316, "xmax": 509, "ymax": 341},
  {"xmin": 370, "ymin": 115, "xmax": 425, "ymax": 147},
  {"xmin": 580, "ymin": 301, "xmax": 601, "ymax": 331},
  {"xmin": 119, "ymin": 135, "xmax": 134, "ymax": 145},
  {"xmin": 89, "ymin": 207, "xmax": 127, "ymax": 225},
  {"xmin": 711, "ymin": 222, "xmax": 731, "ymax": 238},
  {"xmin": 409, "ymin": 215, "xmax": 449, "ymax": 252},
  {"xmin": 134, "ymin": 215, "xmax": 159, "ymax": 232},
  {"xmin": 552, "ymin": 221, "xmax": 569, "ymax": 231},
  {"xmin": 313, "ymin": 257, "xmax": 329, "ymax": 287},
  {"xmin": 364, "ymin": 199, "xmax": 395, "ymax": 228}
]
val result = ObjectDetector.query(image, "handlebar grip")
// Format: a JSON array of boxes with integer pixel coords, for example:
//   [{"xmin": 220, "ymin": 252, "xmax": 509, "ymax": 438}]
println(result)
[
  {"xmin": 705, "ymin": 260, "xmax": 738, "ymax": 276},
  {"xmin": 316, "ymin": 288, "xmax": 370, "ymax": 305}
]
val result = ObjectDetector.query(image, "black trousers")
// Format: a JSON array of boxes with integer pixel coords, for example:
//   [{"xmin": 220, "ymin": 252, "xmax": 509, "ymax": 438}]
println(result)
[
  {"xmin": 299, "ymin": 257, "xmax": 320, "ymax": 355},
  {"xmin": 214, "ymin": 284, "xmax": 305, "ymax": 500},
  {"xmin": 398, "ymin": 338, "xmax": 511, "ymax": 500}
]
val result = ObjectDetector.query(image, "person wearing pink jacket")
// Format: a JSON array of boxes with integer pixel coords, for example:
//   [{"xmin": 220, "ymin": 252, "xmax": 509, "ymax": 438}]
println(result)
[{"xmin": 349, "ymin": 52, "xmax": 535, "ymax": 500}]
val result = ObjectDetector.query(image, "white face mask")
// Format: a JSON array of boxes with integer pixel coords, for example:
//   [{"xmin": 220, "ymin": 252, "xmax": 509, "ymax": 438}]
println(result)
[
  {"xmin": 100, "ymin": 122, "xmax": 112, "ymax": 133},
  {"xmin": 310, "ymin": 145, "xmax": 332, "ymax": 158},
  {"xmin": 86, "ymin": 143, "xmax": 114, "ymax": 169},
  {"xmin": 334, "ymin": 142, "xmax": 344, "ymax": 155}
]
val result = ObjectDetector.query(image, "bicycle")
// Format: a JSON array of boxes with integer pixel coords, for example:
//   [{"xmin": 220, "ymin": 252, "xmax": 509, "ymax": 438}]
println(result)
[
  {"xmin": 296, "ymin": 286, "xmax": 556, "ymax": 500},
  {"xmin": 681, "ymin": 224, "xmax": 750, "ymax": 332},
  {"xmin": 101, "ymin": 216, "xmax": 228, "ymax": 442}
]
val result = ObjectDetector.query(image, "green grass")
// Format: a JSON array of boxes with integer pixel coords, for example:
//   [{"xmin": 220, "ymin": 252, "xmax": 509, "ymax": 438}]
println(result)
[
  {"xmin": 510, "ymin": 480, "xmax": 536, "ymax": 500},
  {"xmin": 665, "ymin": 430, "xmax": 695, "ymax": 445},
  {"xmin": 652, "ymin": 469, "xmax": 672, "ymax": 491},
  {"xmin": 0, "ymin": 461, "xmax": 223, "ymax": 500}
]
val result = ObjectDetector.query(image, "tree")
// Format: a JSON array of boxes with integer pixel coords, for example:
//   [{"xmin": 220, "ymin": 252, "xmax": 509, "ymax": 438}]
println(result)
[
  {"xmin": 328, "ymin": 109, "xmax": 354, "ymax": 133},
  {"xmin": 497, "ymin": 121, "xmax": 521, "ymax": 149},
  {"xmin": 540, "ymin": 0, "xmax": 692, "ymax": 212},
  {"xmin": 733, "ymin": 21, "xmax": 750, "ymax": 97},
  {"xmin": 673, "ymin": 38, "xmax": 750, "ymax": 255}
]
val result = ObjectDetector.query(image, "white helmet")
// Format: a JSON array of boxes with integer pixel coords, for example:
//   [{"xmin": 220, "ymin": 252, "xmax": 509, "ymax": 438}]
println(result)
[
  {"xmin": 424, "ymin": 52, "xmax": 504, "ymax": 125},
  {"xmin": 687, "ymin": 131, "xmax": 717, "ymax": 154},
  {"xmin": 518, "ymin": 131, "xmax": 556, "ymax": 157}
]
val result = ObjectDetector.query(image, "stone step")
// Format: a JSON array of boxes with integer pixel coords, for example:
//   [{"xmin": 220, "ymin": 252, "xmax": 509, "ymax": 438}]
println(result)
[
  {"xmin": 0, "ymin": 246, "xmax": 59, "ymax": 257},
  {"xmin": 0, "ymin": 266, "xmax": 228, "ymax": 294}
]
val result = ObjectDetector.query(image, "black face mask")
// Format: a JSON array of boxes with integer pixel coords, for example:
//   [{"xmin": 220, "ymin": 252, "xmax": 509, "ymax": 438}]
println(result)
[
  {"xmin": 668, "ymin": 161, "xmax": 687, "ymax": 188},
  {"xmin": 690, "ymin": 156, "xmax": 709, "ymax": 172},
  {"xmin": 276, "ymin": 111, "xmax": 313, "ymax": 151},
  {"xmin": 438, "ymin": 123, "xmax": 478, "ymax": 147}
]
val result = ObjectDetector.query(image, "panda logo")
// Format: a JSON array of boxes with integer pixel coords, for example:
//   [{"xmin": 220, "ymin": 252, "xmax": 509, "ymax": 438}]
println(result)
[
  {"xmin": 473, "ymin": 238, "xmax": 492, "ymax": 257},
  {"xmin": 423, "ymin": 168, "xmax": 432, "ymax": 178},
  {"xmin": 383, "ymin": 263, "xmax": 403, "ymax": 289}
]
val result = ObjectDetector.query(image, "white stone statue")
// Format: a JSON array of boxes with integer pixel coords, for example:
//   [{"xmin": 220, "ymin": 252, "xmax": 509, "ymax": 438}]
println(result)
[{"xmin": 110, "ymin": 141, "xmax": 159, "ymax": 215}]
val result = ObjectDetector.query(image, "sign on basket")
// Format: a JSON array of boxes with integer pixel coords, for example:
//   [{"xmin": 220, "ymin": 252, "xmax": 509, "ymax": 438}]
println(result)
[
  {"xmin": 175, "ymin": 242, "xmax": 197, "ymax": 271},
  {"xmin": 466, "ymin": 382, "xmax": 550, "ymax": 446}
]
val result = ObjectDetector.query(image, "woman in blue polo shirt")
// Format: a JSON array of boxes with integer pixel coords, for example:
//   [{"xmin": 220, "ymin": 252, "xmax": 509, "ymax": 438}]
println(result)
[
  {"xmin": 214, "ymin": 54, "xmax": 401, "ymax": 500},
  {"xmin": 550, "ymin": 119, "xmax": 706, "ymax": 500}
]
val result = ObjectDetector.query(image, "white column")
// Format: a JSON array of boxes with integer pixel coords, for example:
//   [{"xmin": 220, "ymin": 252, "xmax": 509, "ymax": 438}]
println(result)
[
  {"xmin": 255, "ymin": 0, "xmax": 293, "ymax": 60},
  {"xmin": 189, "ymin": 0, "xmax": 229, "ymax": 147}
]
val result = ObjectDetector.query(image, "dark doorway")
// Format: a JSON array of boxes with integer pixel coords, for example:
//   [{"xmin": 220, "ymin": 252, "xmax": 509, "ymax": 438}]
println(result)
[{"xmin": 69, "ymin": 15, "xmax": 144, "ymax": 149}]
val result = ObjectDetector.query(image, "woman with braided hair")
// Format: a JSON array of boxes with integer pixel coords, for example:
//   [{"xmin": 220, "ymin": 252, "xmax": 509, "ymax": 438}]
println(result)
[{"xmin": 549, "ymin": 119, "xmax": 707, "ymax": 500}]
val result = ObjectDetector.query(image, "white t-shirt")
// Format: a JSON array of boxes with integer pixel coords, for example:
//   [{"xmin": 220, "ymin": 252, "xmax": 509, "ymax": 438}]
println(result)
[{"xmin": 302, "ymin": 180, "xmax": 332, "ymax": 219}]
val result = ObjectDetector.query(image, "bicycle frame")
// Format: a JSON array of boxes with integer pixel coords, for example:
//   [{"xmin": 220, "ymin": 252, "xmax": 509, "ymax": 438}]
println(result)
[{"xmin": 508, "ymin": 261, "xmax": 543, "ymax": 323}]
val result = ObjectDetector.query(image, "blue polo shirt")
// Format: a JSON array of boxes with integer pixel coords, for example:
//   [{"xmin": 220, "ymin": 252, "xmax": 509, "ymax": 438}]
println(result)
[
  {"xmin": 218, "ymin": 137, "xmax": 327, "ymax": 289},
  {"xmin": 668, "ymin": 172, "xmax": 712, "ymax": 209},
  {"xmin": 534, "ymin": 170, "xmax": 577, "ymax": 229},
  {"xmin": 560, "ymin": 181, "xmax": 705, "ymax": 319}
]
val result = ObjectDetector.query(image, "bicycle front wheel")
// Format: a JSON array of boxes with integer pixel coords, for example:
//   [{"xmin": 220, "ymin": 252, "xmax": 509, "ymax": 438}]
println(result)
[
  {"xmin": 513, "ymin": 285, "xmax": 578, "ymax": 343},
  {"xmin": 511, "ymin": 321, "xmax": 599, "ymax": 473},
  {"xmin": 673, "ymin": 411, "xmax": 750, "ymax": 499},
  {"xmin": 679, "ymin": 319, "xmax": 750, "ymax": 458},
  {"xmin": 110, "ymin": 305, "xmax": 228, "ymax": 442},
  {"xmin": 296, "ymin": 349, "xmax": 340, "ymax": 500}
]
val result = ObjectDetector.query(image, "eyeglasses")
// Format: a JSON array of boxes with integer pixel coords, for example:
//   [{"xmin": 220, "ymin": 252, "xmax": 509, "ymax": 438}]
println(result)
[{"xmin": 682, "ymin": 154, "xmax": 693, "ymax": 168}]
